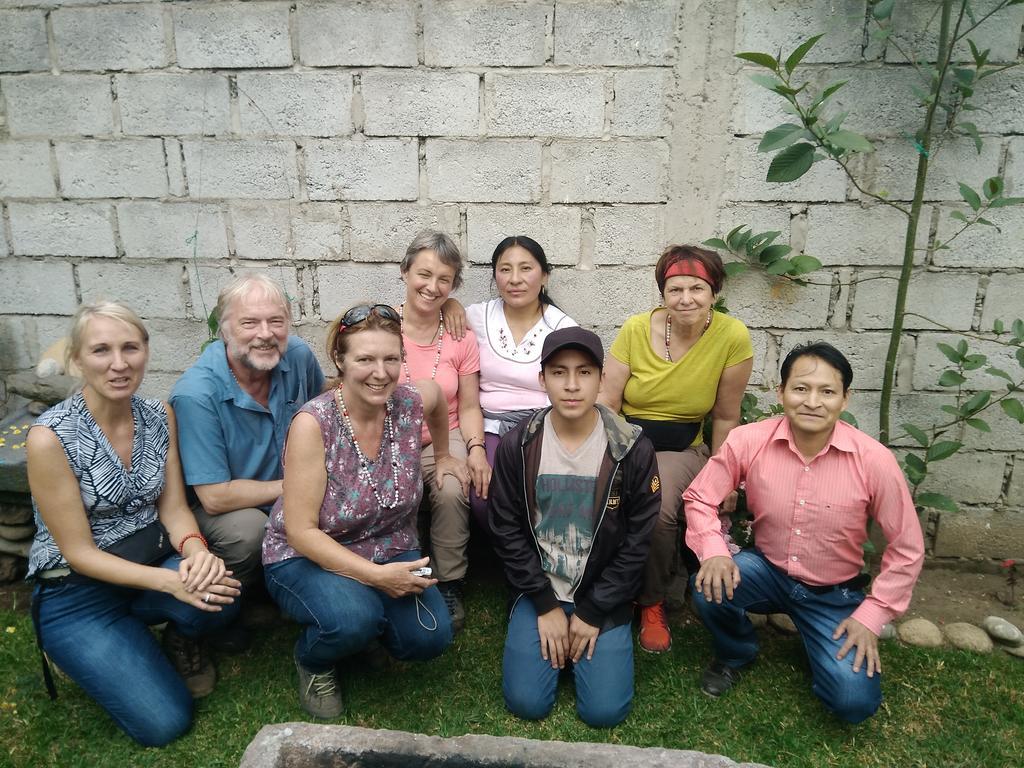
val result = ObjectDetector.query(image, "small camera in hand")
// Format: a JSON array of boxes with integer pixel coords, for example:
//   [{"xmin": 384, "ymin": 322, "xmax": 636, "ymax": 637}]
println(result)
[{"xmin": 411, "ymin": 566, "xmax": 432, "ymax": 578}]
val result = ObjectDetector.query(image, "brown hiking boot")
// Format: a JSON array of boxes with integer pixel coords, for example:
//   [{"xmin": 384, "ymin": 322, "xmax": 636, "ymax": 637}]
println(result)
[
  {"xmin": 162, "ymin": 625, "xmax": 216, "ymax": 698},
  {"xmin": 295, "ymin": 656, "xmax": 343, "ymax": 719}
]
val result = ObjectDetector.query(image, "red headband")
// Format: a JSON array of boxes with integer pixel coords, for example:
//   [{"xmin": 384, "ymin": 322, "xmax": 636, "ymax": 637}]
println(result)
[{"xmin": 663, "ymin": 258, "xmax": 714, "ymax": 288}]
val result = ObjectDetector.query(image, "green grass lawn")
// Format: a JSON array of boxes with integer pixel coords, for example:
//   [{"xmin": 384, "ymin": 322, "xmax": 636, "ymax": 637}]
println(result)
[{"xmin": 1, "ymin": 580, "xmax": 1022, "ymax": 768}]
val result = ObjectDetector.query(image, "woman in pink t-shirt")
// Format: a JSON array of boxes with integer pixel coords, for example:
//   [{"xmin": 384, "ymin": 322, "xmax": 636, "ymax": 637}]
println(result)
[
  {"xmin": 397, "ymin": 230, "xmax": 489, "ymax": 634},
  {"xmin": 465, "ymin": 236, "xmax": 577, "ymax": 532}
]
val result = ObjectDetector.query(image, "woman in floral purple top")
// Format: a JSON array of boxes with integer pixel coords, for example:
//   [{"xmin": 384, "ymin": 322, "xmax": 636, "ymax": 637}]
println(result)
[{"xmin": 262, "ymin": 304, "xmax": 467, "ymax": 719}]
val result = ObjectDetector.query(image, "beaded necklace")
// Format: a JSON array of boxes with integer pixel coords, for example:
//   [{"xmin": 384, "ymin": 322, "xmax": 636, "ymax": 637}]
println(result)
[
  {"xmin": 334, "ymin": 384, "xmax": 401, "ymax": 510},
  {"xmin": 398, "ymin": 303, "xmax": 444, "ymax": 383},
  {"xmin": 664, "ymin": 310, "xmax": 712, "ymax": 362}
]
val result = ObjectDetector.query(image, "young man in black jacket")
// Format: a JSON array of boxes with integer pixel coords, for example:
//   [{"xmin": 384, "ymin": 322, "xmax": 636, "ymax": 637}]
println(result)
[{"xmin": 488, "ymin": 327, "xmax": 660, "ymax": 727}]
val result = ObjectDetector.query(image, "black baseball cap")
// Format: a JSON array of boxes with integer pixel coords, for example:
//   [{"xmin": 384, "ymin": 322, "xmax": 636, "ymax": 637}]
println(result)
[{"xmin": 540, "ymin": 327, "xmax": 604, "ymax": 369}]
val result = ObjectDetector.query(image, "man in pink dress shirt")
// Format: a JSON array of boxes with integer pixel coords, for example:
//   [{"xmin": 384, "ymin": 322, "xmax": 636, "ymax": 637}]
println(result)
[{"xmin": 684, "ymin": 342, "xmax": 924, "ymax": 723}]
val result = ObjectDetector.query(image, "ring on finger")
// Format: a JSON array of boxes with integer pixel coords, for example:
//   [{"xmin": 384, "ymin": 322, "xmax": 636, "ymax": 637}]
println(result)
[{"xmin": 202, "ymin": 593, "xmax": 212, "ymax": 604}]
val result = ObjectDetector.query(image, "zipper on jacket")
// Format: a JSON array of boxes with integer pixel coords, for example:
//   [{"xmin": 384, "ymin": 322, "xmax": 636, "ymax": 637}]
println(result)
[{"xmin": 570, "ymin": 459, "xmax": 621, "ymax": 595}]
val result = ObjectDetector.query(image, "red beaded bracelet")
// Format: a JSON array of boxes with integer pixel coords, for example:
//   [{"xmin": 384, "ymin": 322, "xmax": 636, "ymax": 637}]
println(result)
[{"xmin": 177, "ymin": 531, "xmax": 208, "ymax": 555}]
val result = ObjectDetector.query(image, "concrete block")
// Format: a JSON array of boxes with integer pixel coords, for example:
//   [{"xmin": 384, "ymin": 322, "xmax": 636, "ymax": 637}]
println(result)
[
  {"xmin": 0, "ymin": 10, "xmax": 49, "ymax": 72},
  {"xmin": 79, "ymin": 262, "xmax": 186, "ymax": 319},
  {"xmin": 592, "ymin": 205, "xmax": 665, "ymax": 266},
  {"xmin": 423, "ymin": 0, "xmax": 550, "ymax": 67},
  {"xmin": 9, "ymin": 202, "xmax": 115, "ymax": 258},
  {"xmin": 166, "ymin": 139, "xmax": 186, "ymax": 197},
  {"xmin": 231, "ymin": 203, "xmax": 293, "ymax": 261},
  {"xmin": 186, "ymin": 264, "xmax": 301, "ymax": 324},
  {"xmin": 291, "ymin": 322, "xmax": 331, "ymax": 372},
  {"xmin": 145, "ymin": 319, "xmax": 213, "ymax": 373},
  {"xmin": 950, "ymin": 67, "xmax": 1024, "ymax": 135},
  {"xmin": 296, "ymin": 1, "xmax": 416, "ymax": 66},
  {"xmin": 913, "ymin": 332, "xmax": 1022, "ymax": 392},
  {"xmin": 851, "ymin": 270, "xmax": 978, "ymax": 331},
  {"xmin": 0, "ymin": 141, "xmax": 55, "ymax": 198},
  {"xmin": 348, "ymin": 203, "xmax": 460, "ymax": 263},
  {"xmin": 957, "ymin": 394, "xmax": 1024, "ymax": 451},
  {"xmin": 426, "ymin": 139, "xmax": 541, "ymax": 203},
  {"xmin": 174, "ymin": 3, "xmax": 291, "ymax": 68},
  {"xmin": 292, "ymin": 203, "xmax": 347, "ymax": 262},
  {"xmin": 865, "ymin": 138, "xmax": 1002, "ymax": 202},
  {"xmin": 363, "ymin": 71, "xmax": 478, "ymax": 137},
  {"xmin": 725, "ymin": 269, "xmax": 832, "ymax": 329},
  {"xmin": 1008, "ymin": 457, "xmax": 1024, "ymax": 506},
  {"xmin": 0, "ymin": 260, "xmax": 77, "ymax": 315},
  {"xmin": 2, "ymin": 74, "xmax": 113, "ymax": 137},
  {"xmin": 182, "ymin": 140, "xmax": 299, "ymax": 200},
  {"xmin": 888, "ymin": 0, "xmax": 1024, "ymax": 64},
  {"xmin": 933, "ymin": 508, "xmax": 1024, "ymax": 559},
  {"xmin": 117, "ymin": 74, "xmax": 231, "ymax": 136},
  {"xmin": 553, "ymin": 0, "xmax": 678, "ymax": 65},
  {"xmin": 0, "ymin": 316, "xmax": 48, "ymax": 369},
  {"xmin": 550, "ymin": 140, "xmax": 669, "ymax": 203},
  {"xmin": 136, "ymin": 372, "xmax": 179, "ymax": 401},
  {"xmin": 553, "ymin": 266, "xmax": 653, "ymax": 327},
  {"xmin": 736, "ymin": 0, "xmax": 866, "ymax": 64},
  {"xmin": 805, "ymin": 203, "xmax": 927, "ymax": 266},
  {"xmin": 980, "ymin": 273, "xmax": 1024, "ymax": 333},
  {"xmin": 912, "ymin": 450, "xmax": 1006, "ymax": 505},
  {"xmin": 238, "ymin": 72, "xmax": 353, "ymax": 138},
  {"xmin": 317, "ymin": 263, "xmax": 403, "ymax": 321},
  {"xmin": 52, "ymin": 5, "xmax": 167, "ymax": 70},
  {"xmin": 612, "ymin": 70, "xmax": 668, "ymax": 137},
  {"xmin": 305, "ymin": 139, "xmax": 418, "ymax": 201},
  {"xmin": 458, "ymin": 264, "xmax": 499, "ymax": 305},
  {"xmin": 725, "ymin": 138, "xmax": 847, "ymax": 202},
  {"xmin": 1004, "ymin": 138, "xmax": 1024, "ymax": 194},
  {"xmin": 747, "ymin": 328, "xmax": 772, "ymax": 387},
  {"xmin": 466, "ymin": 205, "xmax": 581, "ymax": 266},
  {"xmin": 118, "ymin": 201, "xmax": 228, "ymax": 260},
  {"xmin": 778, "ymin": 331, "xmax": 893, "ymax": 390},
  {"xmin": 55, "ymin": 139, "xmax": 167, "ymax": 199},
  {"xmin": 487, "ymin": 73, "xmax": 604, "ymax": 137},
  {"xmin": 933, "ymin": 205, "xmax": 1024, "ymax": 268}
]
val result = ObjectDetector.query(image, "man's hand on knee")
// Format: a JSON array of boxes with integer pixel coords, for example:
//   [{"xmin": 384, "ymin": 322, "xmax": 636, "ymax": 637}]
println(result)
[
  {"xmin": 694, "ymin": 556, "xmax": 741, "ymax": 604},
  {"xmin": 833, "ymin": 617, "xmax": 881, "ymax": 677},
  {"xmin": 537, "ymin": 608, "xmax": 569, "ymax": 670}
]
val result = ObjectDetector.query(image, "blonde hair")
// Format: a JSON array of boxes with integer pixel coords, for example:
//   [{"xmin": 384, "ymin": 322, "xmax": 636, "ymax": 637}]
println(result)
[
  {"xmin": 66, "ymin": 301, "xmax": 149, "ymax": 368},
  {"xmin": 215, "ymin": 273, "xmax": 291, "ymax": 339}
]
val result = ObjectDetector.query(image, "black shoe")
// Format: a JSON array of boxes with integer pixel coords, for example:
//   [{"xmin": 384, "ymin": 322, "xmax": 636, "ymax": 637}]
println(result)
[
  {"xmin": 701, "ymin": 660, "xmax": 742, "ymax": 698},
  {"xmin": 207, "ymin": 621, "xmax": 251, "ymax": 654},
  {"xmin": 437, "ymin": 580, "xmax": 465, "ymax": 634}
]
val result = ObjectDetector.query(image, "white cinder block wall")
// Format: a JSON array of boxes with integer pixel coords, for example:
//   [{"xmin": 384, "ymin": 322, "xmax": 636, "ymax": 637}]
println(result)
[{"xmin": 1, "ymin": 0, "xmax": 1022, "ymax": 559}]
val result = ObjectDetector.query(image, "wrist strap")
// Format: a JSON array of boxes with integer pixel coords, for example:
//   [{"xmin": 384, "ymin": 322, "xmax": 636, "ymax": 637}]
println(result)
[{"xmin": 177, "ymin": 531, "xmax": 208, "ymax": 555}]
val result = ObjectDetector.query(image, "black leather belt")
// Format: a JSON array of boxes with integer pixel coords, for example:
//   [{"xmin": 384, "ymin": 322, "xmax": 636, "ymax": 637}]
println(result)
[{"xmin": 797, "ymin": 572, "xmax": 871, "ymax": 594}]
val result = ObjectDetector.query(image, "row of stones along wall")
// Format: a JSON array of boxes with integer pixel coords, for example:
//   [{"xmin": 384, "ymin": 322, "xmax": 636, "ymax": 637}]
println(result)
[{"xmin": 0, "ymin": 0, "xmax": 1022, "ymax": 560}]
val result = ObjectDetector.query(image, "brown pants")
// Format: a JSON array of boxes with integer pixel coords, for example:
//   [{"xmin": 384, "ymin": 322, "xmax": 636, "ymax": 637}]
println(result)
[
  {"xmin": 191, "ymin": 503, "xmax": 268, "ymax": 591},
  {"xmin": 638, "ymin": 444, "xmax": 711, "ymax": 606},
  {"xmin": 421, "ymin": 429, "xmax": 470, "ymax": 583}
]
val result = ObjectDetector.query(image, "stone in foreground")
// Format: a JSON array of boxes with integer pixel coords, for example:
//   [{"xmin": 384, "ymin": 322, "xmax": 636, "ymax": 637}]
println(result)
[
  {"xmin": 767, "ymin": 613, "xmax": 798, "ymax": 634},
  {"xmin": 898, "ymin": 618, "xmax": 943, "ymax": 648},
  {"xmin": 240, "ymin": 724, "xmax": 771, "ymax": 768},
  {"xmin": 942, "ymin": 622, "xmax": 993, "ymax": 654},
  {"xmin": 981, "ymin": 616, "xmax": 1024, "ymax": 646}
]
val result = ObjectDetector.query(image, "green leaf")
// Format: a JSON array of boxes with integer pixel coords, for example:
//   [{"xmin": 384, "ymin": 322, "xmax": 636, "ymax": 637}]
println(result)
[
  {"xmin": 819, "ymin": 80, "xmax": 849, "ymax": 103},
  {"xmin": 824, "ymin": 111, "xmax": 849, "ymax": 134},
  {"xmin": 988, "ymin": 196, "xmax": 1024, "ymax": 208},
  {"xmin": 872, "ymin": 0, "xmax": 895, "ymax": 20},
  {"xmin": 702, "ymin": 237, "xmax": 729, "ymax": 250},
  {"xmin": 986, "ymin": 366, "xmax": 1012, "ymax": 381},
  {"xmin": 983, "ymin": 176, "xmax": 1004, "ymax": 200},
  {"xmin": 962, "ymin": 353, "xmax": 988, "ymax": 371},
  {"xmin": 936, "ymin": 342, "xmax": 961, "ymax": 363},
  {"xmin": 916, "ymin": 492, "xmax": 959, "ymax": 513},
  {"xmin": 839, "ymin": 410, "xmax": 858, "ymax": 427},
  {"xmin": 958, "ymin": 121, "xmax": 983, "ymax": 153},
  {"xmin": 949, "ymin": 210, "xmax": 969, "ymax": 222},
  {"xmin": 766, "ymin": 143, "xmax": 815, "ymax": 183},
  {"xmin": 976, "ymin": 217, "xmax": 998, "ymax": 229},
  {"xmin": 963, "ymin": 390, "xmax": 991, "ymax": 413},
  {"xmin": 206, "ymin": 309, "xmax": 219, "ymax": 337},
  {"xmin": 736, "ymin": 51, "xmax": 780, "ymax": 71},
  {"xmin": 938, "ymin": 370, "xmax": 967, "ymax": 387},
  {"xmin": 1013, "ymin": 319, "xmax": 1024, "ymax": 339},
  {"xmin": 758, "ymin": 123, "xmax": 808, "ymax": 153},
  {"xmin": 861, "ymin": 539, "xmax": 877, "ymax": 555},
  {"xmin": 727, "ymin": 225, "xmax": 752, "ymax": 251},
  {"xmin": 785, "ymin": 34, "xmax": 824, "ymax": 74},
  {"xmin": 905, "ymin": 453, "xmax": 927, "ymax": 473},
  {"xmin": 826, "ymin": 129, "xmax": 874, "ymax": 153},
  {"xmin": 993, "ymin": 319, "xmax": 1005, "ymax": 334},
  {"xmin": 723, "ymin": 262, "xmax": 748, "ymax": 277},
  {"xmin": 956, "ymin": 339, "xmax": 968, "ymax": 356},
  {"xmin": 749, "ymin": 73, "xmax": 785, "ymax": 92},
  {"xmin": 789, "ymin": 254, "xmax": 823, "ymax": 274},
  {"xmin": 1017, "ymin": 347, "xmax": 1024, "ymax": 368},
  {"xmin": 758, "ymin": 244, "xmax": 793, "ymax": 263},
  {"xmin": 940, "ymin": 404, "xmax": 962, "ymax": 416},
  {"xmin": 927, "ymin": 441, "xmax": 963, "ymax": 461},
  {"xmin": 967, "ymin": 39, "xmax": 989, "ymax": 68},
  {"xmin": 959, "ymin": 182, "xmax": 981, "ymax": 211},
  {"xmin": 1002, "ymin": 398, "xmax": 1024, "ymax": 423},
  {"xmin": 965, "ymin": 417, "xmax": 991, "ymax": 432},
  {"xmin": 901, "ymin": 423, "xmax": 930, "ymax": 447},
  {"xmin": 766, "ymin": 258, "xmax": 795, "ymax": 275}
]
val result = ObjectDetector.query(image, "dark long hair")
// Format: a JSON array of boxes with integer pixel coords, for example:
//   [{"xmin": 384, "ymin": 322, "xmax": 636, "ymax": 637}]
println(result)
[{"xmin": 490, "ymin": 235, "xmax": 557, "ymax": 307}]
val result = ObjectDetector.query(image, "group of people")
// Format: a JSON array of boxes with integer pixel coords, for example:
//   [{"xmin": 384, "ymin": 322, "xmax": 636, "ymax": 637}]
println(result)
[{"xmin": 26, "ymin": 231, "xmax": 925, "ymax": 746}]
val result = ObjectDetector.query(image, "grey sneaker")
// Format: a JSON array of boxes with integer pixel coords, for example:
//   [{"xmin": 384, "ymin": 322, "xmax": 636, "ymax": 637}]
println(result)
[
  {"xmin": 437, "ymin": 580, "xmax": 466, "ymax": 634},
  {"xmin": 162, "ymin": 626, "xmax": 216, "ymax": 698},
  {"xmin": 295, "ymin": 657, "xmax": 343, "ymax": 719},
  {"xmin": 701, "ymin": 660, "xmax": 742, "ymax": 698}
]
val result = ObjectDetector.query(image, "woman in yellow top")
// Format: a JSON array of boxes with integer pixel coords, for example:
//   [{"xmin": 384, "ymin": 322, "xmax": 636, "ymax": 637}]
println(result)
[{"xmin": 600, "ymin": 245, "xmax": 753, "ymax": 653}]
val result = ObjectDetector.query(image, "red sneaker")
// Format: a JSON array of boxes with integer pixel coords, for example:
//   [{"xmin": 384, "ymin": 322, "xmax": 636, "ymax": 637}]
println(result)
[{"xmin": 639, "ymin": 602, "xmax": 672, "ymax": 653}]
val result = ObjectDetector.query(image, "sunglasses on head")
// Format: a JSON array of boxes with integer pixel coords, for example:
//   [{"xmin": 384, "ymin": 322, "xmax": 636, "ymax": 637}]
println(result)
[{"xmin": 338, "ymin": 304, "xmax": 401, "ymax": 332}]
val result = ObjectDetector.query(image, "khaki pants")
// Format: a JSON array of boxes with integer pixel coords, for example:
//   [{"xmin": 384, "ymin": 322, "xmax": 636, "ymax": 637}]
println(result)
[
  {"xmin": 191, "ymin": 503, "xmax": 268, "ymax": 590},
  {"xmin": 421, "ymin": 429, "xmax": 469, "ymax": 583}
]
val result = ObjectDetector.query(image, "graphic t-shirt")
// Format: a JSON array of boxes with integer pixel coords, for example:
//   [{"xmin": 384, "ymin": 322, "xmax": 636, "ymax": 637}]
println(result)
[{"xmin": 534, "ymin": 412, "xmax": 608, "ymax": 602}]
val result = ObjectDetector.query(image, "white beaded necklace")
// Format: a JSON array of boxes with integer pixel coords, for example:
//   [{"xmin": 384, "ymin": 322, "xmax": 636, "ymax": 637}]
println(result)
[
  {"xmin": 334, "ymin": 384, "xmax": 401, "ymax": 510},
  {"xmin": 398, "ymin": 303, "xmax": 444, "ymax": 383}
]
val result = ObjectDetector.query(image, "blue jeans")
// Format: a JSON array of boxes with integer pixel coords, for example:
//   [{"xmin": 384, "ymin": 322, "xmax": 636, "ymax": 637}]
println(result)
[
  {"xmin": 32, "ymin": 556, "xmax": 240, "ymax": 747},
  {"xmin": 691, "ymin": 549, "xmax": 882, "ymax": 724},
  {"xmin": 502, "ymin": 597, "xmax": 634, "ymax": 728},
  {"xmin": 265, "ymin": 550, "xmax": 452, "ymax": 672}
]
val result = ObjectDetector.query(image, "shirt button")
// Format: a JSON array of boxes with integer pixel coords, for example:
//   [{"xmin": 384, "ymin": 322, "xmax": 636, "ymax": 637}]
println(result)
[
  {"xmin": 795, "ymin": 529, "xmax": 802, "ymax": 535},
  {"xmin": 791, "ymin": 555, "xmax": 799, "ymax": 562},
  {"xmin": 799, "ymin": 500, "xmax": 806, "ymax": 506},
  {"xmin": 804, "ymin": 466, "xmax": 810, "ymax": 472}
]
